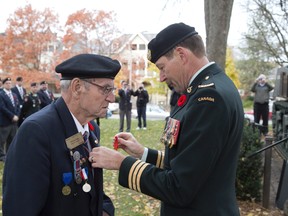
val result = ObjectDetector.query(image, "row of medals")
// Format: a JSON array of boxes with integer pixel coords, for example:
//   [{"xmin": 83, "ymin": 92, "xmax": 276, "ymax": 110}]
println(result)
[{"xmin": 62, "ymin": 150, "xmax": 92, "ymax": 195}]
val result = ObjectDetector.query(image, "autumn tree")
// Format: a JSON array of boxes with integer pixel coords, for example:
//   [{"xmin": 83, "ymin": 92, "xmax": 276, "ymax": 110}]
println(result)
[
  {"xmin": 61, "ymin": 9, "xmax": 119, "ymax": 60},
  {"xmin": 0, "ymin": 4, "xmax": 60, "ymax": 84},
  {"xmin": 226, "ymin": 47, "xmax": 241, "ymax": 88}
]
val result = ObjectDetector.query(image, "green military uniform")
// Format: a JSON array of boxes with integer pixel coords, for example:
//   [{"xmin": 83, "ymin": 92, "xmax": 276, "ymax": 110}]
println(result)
[
  {"xmin": 118, "ymin": 63, "xmax": 244, "ymax": 215},
  {"xmin": 21, "ymin": 92, "xmax": 41, "ymax": 120}
]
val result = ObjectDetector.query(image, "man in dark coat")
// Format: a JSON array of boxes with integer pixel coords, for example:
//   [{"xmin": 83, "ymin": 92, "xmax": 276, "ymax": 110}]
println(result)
[
  {"xmin": 0, "ymin": 77, "xmax": 20, "ymax": 161},
  {"xmin": 89, "ymin": 23, "xmax": 244, "ymax": 216},
  {"xmin": 21, "ymin": 82, "xmax": 41, "ymax": 120},
  {"xmin": 11, "ymin": 76, "xmax": 27, "ymax": 126},
  {"xmin": 3, "ymin": 54, "xmax": 121, "ymax": 216},
  {"xmin": 37, "ymin": 80, "xmax": 55, "ymax": 109},
  {"xmin": 131, "ymin": 83, "xmax": 149, "ymax": 130},
  {"xmin": 118, "ymin": 80, "xmax": 133, "ymax": 132}
]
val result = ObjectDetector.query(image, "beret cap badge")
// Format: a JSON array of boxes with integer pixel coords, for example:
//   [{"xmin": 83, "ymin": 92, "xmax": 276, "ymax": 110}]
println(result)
[{"xmin": 147, "ymin": 50, "xmax": 151, "ymax": 61}]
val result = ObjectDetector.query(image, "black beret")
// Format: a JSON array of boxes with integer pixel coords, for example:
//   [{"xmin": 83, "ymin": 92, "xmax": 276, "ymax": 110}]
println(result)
[
  {"xmin": 147, "ymin": 23, "xmax": 198, "ymax": 63},
  {"xmin": 31, "ymin": 82, "xmax": 37, "ymax": 87},
  {"xmin": 55, "ymin": 54, "xmax": 121, "ymax": 80},
  {"xmin": 40, "ymin": 81, "xmax": 47, "ymax": 85},
  {"xmin": 3, "ymin": 77, "xmax": 12, "ymax": 84},
  {"xmin": 16, "ymin": 76, "xmax": 23, "ymax": 82}
]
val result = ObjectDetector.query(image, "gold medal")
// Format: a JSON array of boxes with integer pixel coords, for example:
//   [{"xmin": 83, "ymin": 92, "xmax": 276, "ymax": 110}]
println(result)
[{"xmin": 62, "ymin": 185, "xmax": 71, "ymax": 196}]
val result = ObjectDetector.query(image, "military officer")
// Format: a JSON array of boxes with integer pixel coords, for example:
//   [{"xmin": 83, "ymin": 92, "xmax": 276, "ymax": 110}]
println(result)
[
  {"xmin": 21, "ymin": 82, "xmax": 41, "ymax": 120},
  {"xmin": 89, "ymin": 23, "xmax": 244, "ymax": 216},
  {"xmin": 3, "ymin": 54, "xmax": 121, "ymax": 216}
]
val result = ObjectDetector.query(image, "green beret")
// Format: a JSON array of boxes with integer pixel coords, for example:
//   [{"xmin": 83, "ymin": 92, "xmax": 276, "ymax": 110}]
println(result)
[
  {"xmin": 55, "ymin": 54, "xmax": 121, "ymax": 80},
  {"xmin": 147, "ymin": 23, "xmax": 198, "ymax": 63}
]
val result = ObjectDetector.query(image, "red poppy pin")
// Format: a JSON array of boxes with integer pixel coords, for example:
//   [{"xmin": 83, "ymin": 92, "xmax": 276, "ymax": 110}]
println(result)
[
  {"xmin": 177, "ymin": 95, "xmax": 187, "ymax": 107},
  {"xmin": 88, "ymin": 122, "xmax": 94, "ymax": 131}
]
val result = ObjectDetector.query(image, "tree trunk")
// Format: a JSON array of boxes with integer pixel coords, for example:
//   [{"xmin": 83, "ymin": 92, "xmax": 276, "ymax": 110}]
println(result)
[{"xmin": 204, "ymin": 0, "xmax": 234, "ymax": 71}]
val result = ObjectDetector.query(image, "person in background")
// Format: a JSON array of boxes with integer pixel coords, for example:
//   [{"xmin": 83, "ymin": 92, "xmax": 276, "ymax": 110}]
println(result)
[
  {"xmin": 21, "ymin": 82, "xmax": 41, "ymax": 121},
  {"xmin": 251, "ymin": 74, "xmax": 274, "ymax": 135},
  {"xmin": 37, "ymin": 80, "xmax": 55, "ymax": 109},
  {"xmin": 3, "ymin": 54, "xmax": 120, "ymax": 216},
  {"xmin": 11, "ymin": 76, "xmax": 27, "ymax": 126},
  {"xmin": 118, "ymin": 80, "xmax": 133, "ymax": 132},
  {"xmin": 88, "ymin": 23, "xmax": 244, "ymax": 216},
  {"xmin": 0, "ymin": 77, "xmax": 20, "ymax": 161},
  {"xmin": 132, "ymin": 83, "xmax": 149, "ymax": 130}
]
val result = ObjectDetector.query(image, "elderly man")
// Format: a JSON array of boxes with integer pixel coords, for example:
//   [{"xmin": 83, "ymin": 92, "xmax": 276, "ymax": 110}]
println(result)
[
  {"xmin": 3, "ymin": 54, "xmax": 121, "ymax": 216},
  {"xmin": 251, "ymin": 74, "xmax": 274, "ymax": 135},
  {"xmin": 89, "ymin": 23, "xmax": 244, "ymax": 216}
]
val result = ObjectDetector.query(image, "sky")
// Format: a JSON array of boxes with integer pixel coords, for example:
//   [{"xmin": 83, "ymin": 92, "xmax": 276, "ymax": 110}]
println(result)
[{"xmin": 0, "ymin": 0, "xmax": 248, "ymax": 46}]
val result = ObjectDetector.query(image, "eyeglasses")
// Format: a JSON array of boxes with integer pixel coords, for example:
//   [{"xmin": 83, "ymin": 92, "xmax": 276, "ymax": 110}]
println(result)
[{"xmin": 83, "ymin": 80, "xmax": 116, "ymax": 95}]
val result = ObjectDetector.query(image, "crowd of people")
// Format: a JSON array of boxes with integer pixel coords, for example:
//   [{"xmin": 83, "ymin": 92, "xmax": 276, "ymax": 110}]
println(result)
[{"xmin": 0, "ymin": 77, "xmax": 55, "ymax": 161}]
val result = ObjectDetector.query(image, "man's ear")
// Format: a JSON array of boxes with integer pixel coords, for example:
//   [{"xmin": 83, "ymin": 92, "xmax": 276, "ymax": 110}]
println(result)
[{"xmin": 71, "ymin": 78, "xmax": 82, "ymax": 96}]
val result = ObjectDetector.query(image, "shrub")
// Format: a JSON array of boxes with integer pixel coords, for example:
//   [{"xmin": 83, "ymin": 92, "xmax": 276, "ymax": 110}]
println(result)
[{"xmin": 236, "ymin": 120, "xmax": 264, "ymax": 202}]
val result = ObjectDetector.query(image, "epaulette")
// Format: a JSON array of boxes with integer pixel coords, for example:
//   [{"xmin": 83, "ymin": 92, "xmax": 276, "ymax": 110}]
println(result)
[
  {"xmin": 186, "ymin": 75, "xmax": 215, "ymax": 94},
  {"xmin": 198, "ymin": 75, "xmax": 215, "ymax": 89}
]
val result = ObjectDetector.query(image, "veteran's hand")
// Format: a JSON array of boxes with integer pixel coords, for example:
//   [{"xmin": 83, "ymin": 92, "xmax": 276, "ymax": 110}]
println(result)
[
  {"xmin": 89, "ymin": 146, "xmax": 125, "ymax": 170},
  {"xmin": 116, "ymin": 132, "xmax": 144, "ymax": 159}
]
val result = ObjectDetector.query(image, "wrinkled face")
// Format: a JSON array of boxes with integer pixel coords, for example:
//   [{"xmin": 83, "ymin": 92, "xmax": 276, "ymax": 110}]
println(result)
[{"xmin": 79, "ymin": 78, "xmax": 116, "ymax": 119}]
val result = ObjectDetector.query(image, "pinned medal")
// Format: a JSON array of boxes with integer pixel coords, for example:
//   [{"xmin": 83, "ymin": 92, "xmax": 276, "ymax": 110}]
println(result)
[
  {"xmin": 81, "ymin": 168, "xmax": 91, "ymax": 192},
  {"xmin": 113, "ymin": 136, "xmax": 119, "ymax": 150},
  {"xmin": 62, "ymin": 185, "xmax": 71, "ymax": 196},
  {"xmin": 82, "ymin": 182, "xmax": 91, "ymax": 193},
  {"xmin": 62, "ymin": 172, "xmax": 72, "ymax": 196},
  {"xmin": 73, "ymin": 151, "xmax": 82, "ymax": 184}
]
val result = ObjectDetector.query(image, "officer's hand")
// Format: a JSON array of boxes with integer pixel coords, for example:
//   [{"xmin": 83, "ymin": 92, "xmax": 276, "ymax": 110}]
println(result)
[
  {"xmin": 115, "ymin": 132, "xmax": 144, "ymax": 159},
  {"xmin": 89, "ymin": 146, "xmax": 125, "ymax": 170}
]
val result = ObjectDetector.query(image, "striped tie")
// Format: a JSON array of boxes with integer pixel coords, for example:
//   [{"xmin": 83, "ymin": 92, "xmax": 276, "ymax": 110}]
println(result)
[{"xmin": 9, "ymin": 92, "xmax": 15, "ymax": 107}]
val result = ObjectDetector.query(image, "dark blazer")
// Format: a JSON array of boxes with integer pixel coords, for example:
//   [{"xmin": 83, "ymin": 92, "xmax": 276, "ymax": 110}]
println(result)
[
  {"xmin": 0, "ymin": 90, "xmax": 20, "ymax": 126},
  {"xmin": 11, "ymin": 86, "xmax": 26, "ymax": 107},
  {"xmin": 118, "ymin": 89, "xmax": 132, "ymax": 110},
  {"xmin": 37, "ymin": 89, "xmax": 54, "ymax": 109},
  {"xmin": 118, "ymin": 63, "xmax": 244, "ymax": 215},
  {"xmin": 132, "ymin": 89, "xmax": 149, "ymax": 108},
  {"xmin": 3, "ymin": 97, "xmax": 114, "ymax": 216}
]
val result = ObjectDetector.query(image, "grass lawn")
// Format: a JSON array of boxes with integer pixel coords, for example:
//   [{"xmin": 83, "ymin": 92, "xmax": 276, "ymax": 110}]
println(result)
[{"xmin": 0, "ymin": 118, "xmax": 165, "ymax": 215}]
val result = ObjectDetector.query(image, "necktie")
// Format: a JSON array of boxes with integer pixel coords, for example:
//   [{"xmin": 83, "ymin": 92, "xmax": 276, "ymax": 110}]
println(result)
[
  {"xmin": 83, "ymin": 131, "xmax": 91, "ymax": 153},
  {"xmin": 19, "ymin": 87, "xmax": 23, "ymax": 99},
  {"xmin": 9, "ymin": 92, "xmax": 15, "ymax": 107},
  {"xmin": 46, "ymin": 90, "xmax": 50, "ymax": 99}
]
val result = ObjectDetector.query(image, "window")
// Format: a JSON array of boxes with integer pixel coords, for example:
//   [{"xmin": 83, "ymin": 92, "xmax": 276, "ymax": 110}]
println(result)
[
  {"xmin": 139, "ymin": 44, "xmax": 146, "ymax": 50},
  {"xmin": 130, "ymin": 44, "xmax": 137, "ymax": 50}
]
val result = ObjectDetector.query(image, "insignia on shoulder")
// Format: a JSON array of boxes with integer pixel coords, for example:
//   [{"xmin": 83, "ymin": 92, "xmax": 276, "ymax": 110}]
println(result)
[
  {"xmin": 197, "ymin": 97, "xmax": 215, "ymax": 102},
  {"xmin": 198, "ymin": 83, "xmax": 215, "ymax": 88}
]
